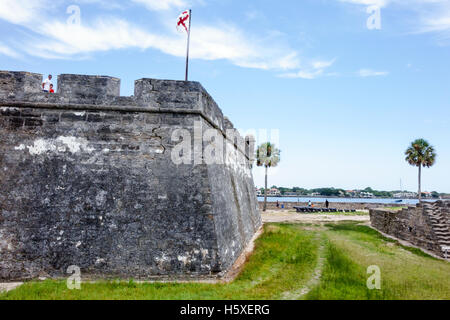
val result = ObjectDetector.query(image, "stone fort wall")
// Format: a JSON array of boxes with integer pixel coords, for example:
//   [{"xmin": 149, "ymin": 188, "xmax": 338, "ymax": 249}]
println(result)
[
  {"xmin": 370, "ymin": 201, "xmax": 450, "ymax": 258},
  {"xmin": 0, "ymin": 71, "xmax": 262, "ymax": 281}
]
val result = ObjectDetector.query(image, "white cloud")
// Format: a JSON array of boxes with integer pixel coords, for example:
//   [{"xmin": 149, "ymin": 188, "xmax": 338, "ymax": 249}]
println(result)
[
  {"xmin": 338, "ymin": 0, "xmax": 449, "ymax": 9},
  {"xmin": 279, "ymin": 70, "xmax": 324, "ymax": 79},
  {"xmin": 339, "ymin": 0, "xmax": 389, "ymax": 8},
  {"xmin": 131, "ymin": 0, "xmax": 188, "ymax": 11},
  {"xmin": 72, "ymin": 0, "xmax": 124, "ymax": 10},
  {"xmin": 358, "ymin": 69, "xmax": 389, "ymax": 77},
  {"xmin": 423, "ymin": 16, "xmax": 450, "ymax": 33},
  {"xmin": 0, "ymin": 0, "xmax": 46, "ymax": 24},
  {"xmin": 312, "ymin": 59, "xmax": 336, "ymax": 69},
  {"xmin": 0, "ymin": 43, "xmax": 20, "ymax": 58},
  {"xmin": 338, "ymin": 0, "xmax": 450, "ymax": 41},
  {"xmin": 278, "ymin": 59, "xmax": 337, "ymax": 79},
  {"xmin": 0, "ymin": 0, "xmax": 337, "ymax": 77},
  {"xmin": 20, "ymin": 18, "xmax": 301, "ymax": 71},
  {"xmin": 417, "ymin": 9, "xmax": 450, "ymax": 37},
  {"xmin": 0, "ymin": 0, "xmax": 305, "ymax": 72},
  {"xmin": 245, "ymin": 10, "xmax": 265, "ymax": 21}
]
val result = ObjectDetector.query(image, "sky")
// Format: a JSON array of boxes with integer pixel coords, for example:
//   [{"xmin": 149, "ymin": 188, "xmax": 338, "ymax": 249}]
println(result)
[{"xmin": 0, "ymin": 0, "xmax": 449, "ymax": 192}]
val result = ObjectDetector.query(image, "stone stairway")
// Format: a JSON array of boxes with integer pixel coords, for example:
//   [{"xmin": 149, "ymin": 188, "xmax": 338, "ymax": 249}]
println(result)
[{"xmin": 424, "ymin": 202, "xmax": 450, "ymax": 258}]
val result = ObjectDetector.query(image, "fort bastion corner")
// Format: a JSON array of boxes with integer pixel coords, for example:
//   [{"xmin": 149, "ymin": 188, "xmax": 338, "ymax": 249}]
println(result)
[{"xmin": 0, "ymin": 70, "xmax": 262, "ymax": 281}]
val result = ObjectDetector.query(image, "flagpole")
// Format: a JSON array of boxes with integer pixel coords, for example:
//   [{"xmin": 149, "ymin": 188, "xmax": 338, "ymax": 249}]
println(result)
[{"xmin": 185, "ymin": 9, "xmax": 192, "ymax": 82}]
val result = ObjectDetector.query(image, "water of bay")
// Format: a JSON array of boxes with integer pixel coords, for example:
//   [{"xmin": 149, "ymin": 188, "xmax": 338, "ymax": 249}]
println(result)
[{"xmin": 257, "ymin": 197, "xmax": 438, "ymax": 205}]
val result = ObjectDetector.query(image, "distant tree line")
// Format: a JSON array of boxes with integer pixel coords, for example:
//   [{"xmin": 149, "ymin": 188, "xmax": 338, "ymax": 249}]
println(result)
[{"xmin": 258, "ymin": 186, "xmax": 445, "ymax": 198}]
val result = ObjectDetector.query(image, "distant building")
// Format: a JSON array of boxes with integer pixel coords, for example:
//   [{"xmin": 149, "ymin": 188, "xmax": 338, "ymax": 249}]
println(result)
[
  {"xmin": 346, "ymin": 190, "xmax": 358, "ymax": 197},
  {"xmin": 268, "ymin": 188, "xmax": 281, "ymax": 196},
  {"xmin": 256, "ymin": 188, "xmax": 281, "ymax": 197},
  {"xmin": 360, "ymin": 192, "xmax": 375, "ymax": 198},
  {"xmin": 393, "ymin": 192, "xmax": 417, "ymax": 199}
]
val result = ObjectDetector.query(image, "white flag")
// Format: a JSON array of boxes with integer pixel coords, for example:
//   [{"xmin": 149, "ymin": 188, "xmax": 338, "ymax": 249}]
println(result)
[{"xmin": 177, "ymin": 10, "xmax": 190, "ymax": 33}]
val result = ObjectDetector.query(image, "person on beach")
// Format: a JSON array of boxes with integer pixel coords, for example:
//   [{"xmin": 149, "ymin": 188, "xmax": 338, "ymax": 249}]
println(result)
[
  {"xmin": 308, "ymin": 200, "xmax": 312, "ymax": 207},
  {"xmin": 276, "ymin": 200, "xmax": 279, "ymax": 208},
  {"xmin": 325, "ymin": 200, "xmax": 329, "ymax": 208},
  {"xmin": 42, "ymin": 74, "xmax": 53, "ymax": 92}
]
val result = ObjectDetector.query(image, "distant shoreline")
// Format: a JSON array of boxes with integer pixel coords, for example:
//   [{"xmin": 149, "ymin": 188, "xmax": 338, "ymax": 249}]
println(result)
[
  {"xmin": 256, "ymin": 196, "xmax": 441, "ymax": 205},
  {"xmin": 257, "ymin": 195, "xmax": 424, "ymax": 200}
]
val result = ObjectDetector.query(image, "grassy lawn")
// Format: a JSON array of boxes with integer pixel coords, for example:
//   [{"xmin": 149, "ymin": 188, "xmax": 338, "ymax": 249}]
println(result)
[
  {"xmin": 306, "ymin": 223, "xmax": 449, "ymax": 300},
  {"xmin": 1, "ymin": 222, "xmax": 449, "ymax": 300}
]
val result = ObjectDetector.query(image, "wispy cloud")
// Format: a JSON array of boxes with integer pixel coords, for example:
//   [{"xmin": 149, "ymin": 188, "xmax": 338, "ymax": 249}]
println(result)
[
  {"xmin": 0, "ymin": 0, "xmax": 316, "ymax": 74},
  {"xmin": 337, "ymin": 0, "xmax": 450, "ymax": 42},
  {"xmin": 278, "ymin": 59, "xmax": 337, "ymax": 79},
  {"xmin": 20, "ymin": 17, "xmax": 302, "ymax": 71},
  {"xmin": 358, "ymin": 68, "xmax": 389, "ymax": 77},
  {"xmin": 72, "ymin": 0, "xmax": 125, "ymax": 10},
  {"xmin": 415, "ymin": 7, "xmax": 450, "ymax": 42},
  {"xmin": 131, "ymin": 0, "xmax": 188, "ymax": 11},
  {"xmin": 0, "ymin": 43, "xmax": 20, "ymax": 58},
  {"xmin": 245, "ymin": 10, "xmax": 265, "ymax": 21},
  {"xmin": 0, "ymin": 0, "xmax": 46, "ymax": 24},
  {"xmin": 421, "ymin": 16, "xmax": 450, "ymax": 33},
  {"xmin": 339, "ymin": 0, "xmax": 389, "ymax": 8}
]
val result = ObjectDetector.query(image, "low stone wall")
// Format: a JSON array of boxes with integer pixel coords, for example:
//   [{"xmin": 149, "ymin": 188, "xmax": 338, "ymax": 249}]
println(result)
[{"xmin": 370, "ymin": 201, "xmax": 450, "ymax": 258}]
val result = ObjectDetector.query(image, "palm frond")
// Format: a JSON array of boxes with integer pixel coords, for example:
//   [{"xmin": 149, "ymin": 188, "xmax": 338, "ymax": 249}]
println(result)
[
  {"xmin": 405, "ymin": 138, "xmax": 436, "ymax": 168},
  {"xmin": 255, "ymin": 142, "xmax": 281, "ymax": 168}
]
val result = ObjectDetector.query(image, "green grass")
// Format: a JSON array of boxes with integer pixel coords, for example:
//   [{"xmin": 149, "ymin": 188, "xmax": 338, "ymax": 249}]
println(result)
[
  {"xmin": 307, "ymin": 223, "xmax": 449, "ymax": 300},
  {"xmin": 1, "ymin": 222, "xmax": 449, "ymax": 300},
  {"xmin": 306, "ymin": 242, "xmax": 386, "ymax": 300}
]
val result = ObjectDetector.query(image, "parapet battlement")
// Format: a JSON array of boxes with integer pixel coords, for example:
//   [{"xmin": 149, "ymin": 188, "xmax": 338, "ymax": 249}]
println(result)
[
  {"xmin": 0, "ymin": 70, "xmax": 252, "ymax": 159},
  {"xmin": 0, "ymin": 70, "xmax": 235, "ymax": 133}
]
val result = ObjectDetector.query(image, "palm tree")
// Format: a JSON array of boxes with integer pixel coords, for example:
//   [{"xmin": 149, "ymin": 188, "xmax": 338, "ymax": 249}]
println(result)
[
  {"xmin": 405, "ymin": 139, "xmax": 436, "ymax": 202},
  {"xmin": 256, "ymin": 142, "xmax": 281, "ymax": 211}
]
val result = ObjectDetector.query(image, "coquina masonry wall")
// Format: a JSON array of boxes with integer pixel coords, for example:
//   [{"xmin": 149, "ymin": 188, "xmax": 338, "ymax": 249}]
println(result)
[
  {"xmin": 0, "ymin": 71, "xmax": 262, "ymax": 281},
  {"xmin": 370, "ymin": 201, "xmax": 450, "ymax": 258}
]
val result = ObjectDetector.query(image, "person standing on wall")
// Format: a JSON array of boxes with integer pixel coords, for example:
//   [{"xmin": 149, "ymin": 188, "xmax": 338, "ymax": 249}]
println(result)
[{"xmin": 42, "ymin": 74, "xmax": 52, "ymax": 93}]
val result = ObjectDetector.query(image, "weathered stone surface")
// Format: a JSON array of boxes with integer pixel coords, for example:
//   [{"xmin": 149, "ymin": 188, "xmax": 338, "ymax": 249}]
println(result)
[
  {"xmin": 0, "ymin": 71, "xmax": 42, "ymax": 100},
  {"xmin": 370, "ymin": 201, "xmax": 450, "ymax": 258},
  {"xmin": 0, "ymin": 71, "xmax": 262, "ymax": 281},
  {"xmin": 57, "ymin": 74, "xmax": 120, "ymax": 105}
]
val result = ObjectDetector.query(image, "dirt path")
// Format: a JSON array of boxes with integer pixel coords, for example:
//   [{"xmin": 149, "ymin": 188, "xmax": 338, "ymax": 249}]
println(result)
[
  {"xmin": 280, "ymin": 235, "xmax": 326, "ymax": 300},
  {"xmin": 262, "ymin": 210, "xmax": 370, "ymax": 224},
  {"xmin": 263, "ymin": 209, "xmax": 369, "ymax": 299},
  {"xmin": 0, "ymin": 282, "xmax": 23, "ymax": 293}
]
